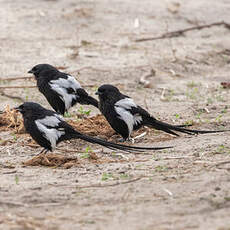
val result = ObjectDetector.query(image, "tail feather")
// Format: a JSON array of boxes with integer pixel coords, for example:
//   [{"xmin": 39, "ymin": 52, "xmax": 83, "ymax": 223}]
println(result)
[
  {"xmin": 70, "ymin": 131, "xmax": 172, "ymax": 152},
  {"xmin": 174, "ymin": 124, "xmax": 192, "ymax": 128},
  {"xmin": 147, "ymin": 118, "xmax": 228, "ymax": 136},
  {"xmin": 85, "ymin": 96, "xmax": 99, "ymax": 108}
]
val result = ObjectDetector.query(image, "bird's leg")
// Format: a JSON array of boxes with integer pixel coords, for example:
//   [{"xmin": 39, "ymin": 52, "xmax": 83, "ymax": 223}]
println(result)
[
  {"xmin": 36, "ymin": 149, "xmax": 51, "ymax": 164},
  {"xmin": 37, "ymin": 148, "xmax": 48, "ymax": 156},
  {"xmin": 117, "ymin": 137, "xmax": 127, "ymax": 143}
]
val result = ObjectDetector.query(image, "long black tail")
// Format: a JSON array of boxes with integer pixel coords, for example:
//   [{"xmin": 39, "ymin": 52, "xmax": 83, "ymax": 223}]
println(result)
[
  {"xmin": 174, "ymin": 124, "xmax": 192, "ymax": 128},
  {"xmin": 76, "ymin": 88, "xmax": 99, "ymax": 108},
  {"xmin": 85, "ymin": 96, "xmax": 99, "ymax": 108},
  {"xmin": 69, "ymin": 131, "xmax": 172, "ymax": 153},
  {"xmin": 147, "ymin": 117, "xmax": 228, "ymax": 136}
]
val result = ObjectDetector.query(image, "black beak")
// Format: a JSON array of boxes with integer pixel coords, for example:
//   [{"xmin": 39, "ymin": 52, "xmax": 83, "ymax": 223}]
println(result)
[
  {"xmin": 95, "ymin": 91, "xmax": 101, "ymax": 95},
  {"xmin": 28, "ymin": 69, "xmax": 33, "ymax": 74},
  {"xmin": 14, "ymin": 106, "xmax": 21, "ymax": 112}
]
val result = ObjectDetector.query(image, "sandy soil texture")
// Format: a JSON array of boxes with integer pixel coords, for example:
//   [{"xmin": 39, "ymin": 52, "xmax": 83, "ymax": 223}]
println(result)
[{"xmin": 1, "ymin": 0, "xmax": 230, "ymax": 229}]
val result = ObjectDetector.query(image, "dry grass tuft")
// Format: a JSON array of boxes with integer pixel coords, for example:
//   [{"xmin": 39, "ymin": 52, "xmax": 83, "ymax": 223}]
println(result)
[
  {"xmin": 69, "ymin": 114, "xmax": 115, "ymax": 138},
  {"xmin": 23, "ymin": 153, "xmax": 79, "ymax": 169},
  {"xmin": 0, "ymin": 105, "xmax": 24, "ymax": 133}
]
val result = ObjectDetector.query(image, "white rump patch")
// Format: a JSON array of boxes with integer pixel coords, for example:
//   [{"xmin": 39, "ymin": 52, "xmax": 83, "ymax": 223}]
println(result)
[
  {"xmin": 49, "ymin": 75, "xmax": 82, "ymax": 110},
  {"xmin": 35, "ymin": 116, "xmax": 65, "ymax": 150},
  {"xmin": 115, "ymin": 98, "xmax": 142, "ymax": 137}
]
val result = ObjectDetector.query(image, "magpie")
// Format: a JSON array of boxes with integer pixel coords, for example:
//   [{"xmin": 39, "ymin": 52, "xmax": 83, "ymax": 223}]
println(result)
[
  {"xmin": 15, "ymin": 102, "xmax": 172, "ymax": 154},
  {"xmin": 96, "ymin": 84, "xmax": 228, "ymax": 141},
  {"xmin": 28, "ymin": 64, "xmax": 98, "ymax": 115}
]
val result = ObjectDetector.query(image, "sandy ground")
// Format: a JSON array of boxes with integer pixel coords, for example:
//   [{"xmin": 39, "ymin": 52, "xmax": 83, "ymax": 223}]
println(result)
[{"xmin": 1, "ymin": 0, "xmax": 230, "ymax": 229}]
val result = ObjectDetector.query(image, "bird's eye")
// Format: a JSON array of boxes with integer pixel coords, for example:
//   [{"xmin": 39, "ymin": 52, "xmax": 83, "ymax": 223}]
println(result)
[{"xmin": 67, "ymin": 88, "xmax": 75, "ymax": 94}]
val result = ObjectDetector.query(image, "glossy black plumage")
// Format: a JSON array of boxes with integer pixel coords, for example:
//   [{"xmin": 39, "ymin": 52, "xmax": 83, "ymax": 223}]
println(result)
[
  {"xmin": 96, "ymin": 84, "xmax": 227, "ymax": 140},
  {"xmin": 28, "ymin": 64, "xmax": 98, "ymax": 115},
  {"xmin": 15, "ymin": 102, "xmax": 172, "ymax": 153}
]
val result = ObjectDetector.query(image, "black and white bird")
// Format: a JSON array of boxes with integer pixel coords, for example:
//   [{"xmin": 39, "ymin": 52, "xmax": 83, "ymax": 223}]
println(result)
[
  {"xmin": 15, "ymin": 102, "xmax": 172, "ymax": 154},
  {"xmin": 96, "ymin": 84, "xmax": 227, "ymax": 141},
  {"xmin": 28, "ymin": 64, "xmax": 98, "ymax": 115}
]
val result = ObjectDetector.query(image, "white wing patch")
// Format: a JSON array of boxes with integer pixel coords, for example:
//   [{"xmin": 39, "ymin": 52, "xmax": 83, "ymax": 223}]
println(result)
[
  {"xmin": 54, "ymin": 113, "xmax": 64, "ymax": 121},
  {"xmin": 49, "ymin": 75, "xmax": 82, "ymax": 110},
  {"xmin": 115, "ymin": 98, "xmax": 142, "ymax": 137},
  {"xmin": 35, "ymin": 116, "xmax": 65, "ymax": 150},
  {"xmin": 115, "ymin": 98, "xmax": 137, "ymax": 109}
]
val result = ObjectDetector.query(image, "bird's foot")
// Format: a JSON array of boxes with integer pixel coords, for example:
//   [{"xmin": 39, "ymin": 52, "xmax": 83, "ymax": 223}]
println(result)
[{"xmin": 128, "ymin": 138, "xmax": 135, "ymax": 144}]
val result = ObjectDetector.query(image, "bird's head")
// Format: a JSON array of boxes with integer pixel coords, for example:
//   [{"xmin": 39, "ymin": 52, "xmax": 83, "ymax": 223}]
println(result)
[
  {"xmin": 96, "ymin": 84, "xmax": 120, "ymax": 101},
  {"xmin": 28, "ymin": 64, "xmax": 57, "ymax": 79},
  {"xmin": 14, "ymin": 102, "xmax": 44, "ymax": 115}
]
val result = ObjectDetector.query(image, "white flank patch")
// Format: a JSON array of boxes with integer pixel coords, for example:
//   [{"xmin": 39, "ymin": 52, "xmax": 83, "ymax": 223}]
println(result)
[
  {"xmin": 49, "ymin": 75, "xmax": 82, "ymax": 110},
  {"xmin": 36, "ymin": 116, "xmax": 61, "ymax": 127},
  {"xmin": 35, "ymin": 116, "xmax": 65, "ymax": 150},
  {"xmin": 115, "ymin": 98, "xmax": 137, "ymax": 109},
  {"xmin": 115, "ymin": 98, "xmax": 142, "ymax": 137}
]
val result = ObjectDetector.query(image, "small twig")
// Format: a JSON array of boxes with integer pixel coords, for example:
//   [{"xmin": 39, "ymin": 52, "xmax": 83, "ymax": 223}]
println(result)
[
  {"xmin": 139, "ymin": 69, "xmax": 155, "ymax": 88},
  {"xmin": 163, "ymin": 188, "xmax": 173, "ymax": 196},
  {"xmin": 135, "ymin": 21, "xmax": 230, "ymax": 42},
  {"xmin": 212, "ymin": 160, "xmax": 230, "ymax": 168},
  {"xmin": 70, "ymin": 66, "xmax": 111, "ymax": 74},
  {"xmin": 0, "ymin": 90, "xmax": 25, "ymax": 102},
  {"xmin": 82, "ymin": 84, "xmax": 98, "ymax": 88},
  {"xmin": 133, "ymin": 132, "xmax": 147, "ymax": 140},
  {"xmin": 0, "ymin": 76, "xmax": 34, "ymax": 81},
  {"xmin": 56, "ymin": 147, "xmax": 103, "ymax": 154},
  {"xmin": 0, "ymin": 201, "xmax": 27, "ymax": 207},
  {"xmin": 0, "ymin": 84, "xmax": 95, "ymax": 89},
  {"xmin": 113, "ymin": 153, "xmax": 130, "ymax": 160},
  {"xmin": 76, "ymin": 177, "xmax": 142, "ymax": 188},
  {"xmin": 160, "ymin": 156, "xmax": 195, "ymax": 160},
  {"xmin": 2, "ymin": 170, "xmax": 17, "ymax": 174},
  {"xmin": 204, "ymin": 107, "xmax": 210, "ymax": 113},
  {"xmin": 193, "ymin": 160, "xmax": 214, "ymax": 164},
  {"xmin": 32, "ymin": 202, "xmax": 63, "ymax": 207},
  {"xmin": 160, "ymin": 88, "xmax": 166, "ymax": 101},
  {"xmin": 0, "ymin": 85, "xmax": 36, "ymax": 89},
  {"xmin": 25, "ymin": 143, "xmax": 40, "ymax": 148},
  {"xmin": 144, "ymin": 96, "xmax": 149, "ymax": 110}
]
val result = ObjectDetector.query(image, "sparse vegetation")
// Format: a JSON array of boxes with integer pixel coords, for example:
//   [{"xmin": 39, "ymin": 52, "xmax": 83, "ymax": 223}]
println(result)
[
  {"xmin": 77, "ymin": 106, "xmax": 91, "ymax": 116},
  {"xmin": 15, "ymin": 175, "xmax": 19, "ymax": 185},
  {"xmin": 1, "ymin": 0, "xmax": 230, "ymax": 229},
  {"xmin": 101, "ymin": 172, "xmax": 114, "ymax": 181}
]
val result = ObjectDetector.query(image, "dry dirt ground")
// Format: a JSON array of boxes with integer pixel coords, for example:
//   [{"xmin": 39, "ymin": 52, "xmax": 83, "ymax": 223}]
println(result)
[{"xmin": 1, "ymin": 0, "xmax": 230, "ymax": 229}]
